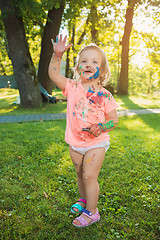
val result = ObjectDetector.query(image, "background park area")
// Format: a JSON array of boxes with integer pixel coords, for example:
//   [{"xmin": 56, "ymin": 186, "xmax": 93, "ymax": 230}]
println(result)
[{"xmin": 0, "ymin": 0, "xmax": 160, "ymax": 239}]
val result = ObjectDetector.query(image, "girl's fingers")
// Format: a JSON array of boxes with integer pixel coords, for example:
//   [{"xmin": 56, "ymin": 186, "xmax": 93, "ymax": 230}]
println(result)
[
  {"xmin": 88, "ymin": 124, "xmax": 101, "ymax": 136},
  {"xmin": 64, "ymin": 44, "xmax": 73, "ymax": 51},
  {"xmin": 63, "ymin": 35, "xmax": 67, "ymax": 43},
  {"xmin": 59, "ymin": 34, "xmax": 62, "ymax": 41},
  {"xmin": 51, "ymin": 35, "xmax": 73, "ymax": 53},
  {"xmin": 51, "ymin": 39, "xmax": 54, "ymax": 45},
  {"xmin": 51, "ymin": 39, "xmax": 56, "ymax": 51}
]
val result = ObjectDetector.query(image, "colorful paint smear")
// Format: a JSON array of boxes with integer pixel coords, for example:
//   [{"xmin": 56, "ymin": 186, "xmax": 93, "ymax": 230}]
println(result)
[
  {"xmin": 98, "ymin": 120, "xmax": 114, "ymax": 131},
  {"xmin": 88, "ymin": 67, "xmax": 99, "ymax": 80},
  {"xmin": 86, "ymin": 153, "xmax": 96, "ymax": 163},
  {"xmin": 86, "ymin": 86, "xmax": 95, "ymax": 98}
]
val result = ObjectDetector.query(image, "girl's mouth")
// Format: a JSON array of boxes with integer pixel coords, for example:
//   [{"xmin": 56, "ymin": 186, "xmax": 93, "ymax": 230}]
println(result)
[{"xmin": 84, "ymin": 67, "xmax": 95, "ymax": 73}]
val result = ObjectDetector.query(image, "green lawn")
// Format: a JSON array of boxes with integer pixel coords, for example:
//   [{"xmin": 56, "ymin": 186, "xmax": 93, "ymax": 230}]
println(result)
[
  {"xmin": 0, "ymin": 114, "xmax": 160, "ymax": 239},
  {"xmin": 0, "ymin": 88, "xmax": 160, "ymax": 115},
  {"xmin": 0, "ymin": 88, "xmax": 67, "ymax": 116}
]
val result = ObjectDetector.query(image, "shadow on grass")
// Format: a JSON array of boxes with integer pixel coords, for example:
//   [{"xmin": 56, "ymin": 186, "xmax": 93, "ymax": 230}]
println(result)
[
  {"xmin": 0, "ymin": 117, "xmax": 160, "ymax": 239},
  {"xmin": 120, "ymin": 95, "xmax": 160, "ymax": 132},
  {"xmin": 117, "ymin": 95, "xmax": 145, "ymax": 110}
]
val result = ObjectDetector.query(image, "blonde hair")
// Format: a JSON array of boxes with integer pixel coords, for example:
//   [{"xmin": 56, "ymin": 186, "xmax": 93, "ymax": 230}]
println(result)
[{"xmin": 73, "ymin": 44, "xmax": 110, "ymax": 85}]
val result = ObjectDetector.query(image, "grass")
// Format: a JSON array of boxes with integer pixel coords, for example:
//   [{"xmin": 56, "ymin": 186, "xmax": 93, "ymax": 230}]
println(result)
[
  {"xmin": 0, "ymin": 114, "xmax": 160, "ymax": 239},
  {"xmin": 0, "ymin": 88, "xmax": 160, "ymax": 116},
  {"xmin": 0, "ymin": 88, "xmax": 67, "ymax": 116}
]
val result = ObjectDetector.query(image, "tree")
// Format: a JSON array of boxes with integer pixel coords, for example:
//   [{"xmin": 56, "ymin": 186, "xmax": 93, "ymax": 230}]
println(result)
[
  {"xmin": 117, "ymin": 0, "xmax": 160, "ymax": 95},
  {"xmin": 38, "ymin": 3, "xmax": 65, "ymax": 94},
  {"xmin": 117, "ymin": 0, "xmax": 136, "ymax": 95},
  {"xmin": 90, "ymin": 5, "xmax": 99, "ymax": 44},
  {"xmin": 64, "ymin": 1, "xmax": 101, "ymax": 77},
  {"xmin": 142, "ymin": 32, "xmax": 160, "ymax": 91},
  {"xmin": 0, "ymin": 0, "xmax": 42, "ymax": 107}
]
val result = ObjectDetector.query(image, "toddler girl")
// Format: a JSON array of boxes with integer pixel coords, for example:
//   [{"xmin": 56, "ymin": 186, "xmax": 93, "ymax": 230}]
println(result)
[{"xmin": 48, "ymin": 34, "xmax": 118, "ymax": 227}]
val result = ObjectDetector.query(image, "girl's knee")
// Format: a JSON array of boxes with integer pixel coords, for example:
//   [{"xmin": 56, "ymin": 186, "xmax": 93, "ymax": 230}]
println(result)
[{"xmin": 82, "ymin": 171, "xmax": 97, "ymax": 182}]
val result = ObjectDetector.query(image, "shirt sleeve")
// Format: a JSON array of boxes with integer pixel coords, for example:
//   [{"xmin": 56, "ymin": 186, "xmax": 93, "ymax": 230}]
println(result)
[{"xmin": 104, "ymin": 92, "xmax": 118, "ymax": 113}]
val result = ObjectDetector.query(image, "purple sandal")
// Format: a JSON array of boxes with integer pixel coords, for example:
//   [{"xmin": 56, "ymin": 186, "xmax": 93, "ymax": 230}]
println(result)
[{"xmin": 72, "ymin": 208, "xmax": 100, "ymax": 227}]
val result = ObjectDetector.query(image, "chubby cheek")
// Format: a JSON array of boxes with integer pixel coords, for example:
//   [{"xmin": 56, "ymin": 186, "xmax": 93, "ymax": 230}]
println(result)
[
  {"xmin": 78, "ymin": 65, "xmax": 83, "ymax": 70},
  {"xmin": 77, "ymin": 68, "xmax": 83, "ymax": 77},
  {"xmin": 77, "ymin": 65, "xmax": 83, "ymax": 76}
]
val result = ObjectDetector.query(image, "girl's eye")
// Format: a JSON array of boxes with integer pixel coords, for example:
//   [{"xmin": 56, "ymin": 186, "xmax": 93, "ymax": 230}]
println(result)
[
  {"xmin": 81, "ymin": 60, "xmax": 86, "ymax": 63},
  {"xmin": 93, "ymin": 61, "xmax": 98, "ymax": 64}
]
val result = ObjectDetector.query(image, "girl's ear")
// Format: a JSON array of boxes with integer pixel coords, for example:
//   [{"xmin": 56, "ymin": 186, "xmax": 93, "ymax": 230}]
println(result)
[
  {"xmin": 99, "ymin": 68, "xmax": 104, "ymax": 78},
  {"xmin": 76, "ymin": 65, "xmax": 79, "ymax": 72}
]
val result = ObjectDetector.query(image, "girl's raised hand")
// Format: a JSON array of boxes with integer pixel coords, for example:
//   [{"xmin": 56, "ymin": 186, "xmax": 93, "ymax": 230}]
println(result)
[{"xmin": 51, "ymin": 34, "xmax": 73, "ymax": 57}]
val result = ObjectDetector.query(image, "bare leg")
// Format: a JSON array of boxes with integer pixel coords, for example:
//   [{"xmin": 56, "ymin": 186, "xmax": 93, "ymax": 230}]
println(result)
[
  {"xmin": 73, "ymin": 147, "xmax": 105, "ymax": 225},
  {"xmin": 69, "ymin": 146, "xmax": 86, "ymax": 210}
]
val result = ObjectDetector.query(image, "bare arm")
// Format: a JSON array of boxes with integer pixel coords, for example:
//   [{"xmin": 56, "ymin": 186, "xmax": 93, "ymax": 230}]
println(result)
[
  {"xmin": 48, "ymin": 34, "xmax": 73, "ymax": 91},
  {"xmin": 101, "ymin": 109, "xmax": 118, "ymax": 132},
  {"xmin": 88, "ymin": 109, "xmax": 118, "ymax": 137}
]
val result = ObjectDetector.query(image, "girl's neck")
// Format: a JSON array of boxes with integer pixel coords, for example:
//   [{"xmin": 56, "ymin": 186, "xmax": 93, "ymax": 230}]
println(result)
[{"xmin": 81, "ymin": 79, "xmax": 101, "ymax": 93}]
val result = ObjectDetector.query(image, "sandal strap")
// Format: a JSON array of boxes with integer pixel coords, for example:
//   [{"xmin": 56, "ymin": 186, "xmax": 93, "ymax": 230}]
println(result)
[
  {"xmin": 78, "ymin": 198, "xmax": 86, "ymax": 204},
  {"xmin": 82, "ymin": 208, "xmax": 99, "ymax": 221},
  {"xmin": 82, "ymin": 208, "xmax": 93, "ymax": 216},
  {"xmin": 71, "ymin": 203, "xmax": 84, "ymax": 213}
]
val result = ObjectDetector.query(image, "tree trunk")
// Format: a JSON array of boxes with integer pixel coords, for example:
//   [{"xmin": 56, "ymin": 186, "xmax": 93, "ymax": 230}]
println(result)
[
  {"xmin": 65, "ymin": 13, "xmax": 90, "ymax": 78},
  {"xmin": 1, "ymin": 0, "xmax": 42, "ymax": 108},
  {"xmin": 90, "ymin": 5, "xmax": 99, "ymax": 45},
  {"xmin": 65, "ymin": 48, "xmax": 70, "ymax": 78},
  {"xmin": 117, "ymin": 0, "xmax": 136, "ymax": 95},
  {"xmin": 38, "ymin": 4, "xmax": 64, "ymax": 94},
  {"xmin": 77, "ymin": 14, "xmax": 90, "ymax": 45},
  {"xmin": 71, "ymin": 26, "xmax": 76, "ymax": 65}
]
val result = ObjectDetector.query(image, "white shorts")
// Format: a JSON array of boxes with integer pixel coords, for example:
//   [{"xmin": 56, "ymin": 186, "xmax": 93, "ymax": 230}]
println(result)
[{"xmin": 71, "ymin": 141, "xmax": 110, "ymax": 155}]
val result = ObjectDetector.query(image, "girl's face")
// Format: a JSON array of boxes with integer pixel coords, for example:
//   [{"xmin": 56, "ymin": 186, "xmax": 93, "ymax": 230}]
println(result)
[{"xmin": 78, "ymin": 48, "xmax": 102, "ymax": 82}]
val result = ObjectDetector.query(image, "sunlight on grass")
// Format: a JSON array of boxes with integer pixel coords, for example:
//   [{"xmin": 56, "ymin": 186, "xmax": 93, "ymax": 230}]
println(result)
[
  {"xmin": 0, "ymin": 88, "xmax": 67, "ymax": 115},
  {"xmin": 0, "ymin": 88, "xmax": 19, "ymax": 96},
  {"xmin": 52, "ymin": 89, "xmax": 64, "ymax": 98},
  {"xmin": 129, "ymin": 95, "xmax": 160, "ymax": 109},
  {"xmin": 121, "ymin": 116, "xmax": 155, "ymax": 132},
  {"xmin": 0, "ymin": 114, "xmax": 159, "ymax": 239},
  {"xmin": 0, "ymin": 88, "xmax": 160, "ymax": 116},
  {"xmin": 0, "ymin": 94, "xmax": 18, "ymax": 99},
  {"xmin": 114, "ymin": 95, "xmax": 160, "ymax": 110}
]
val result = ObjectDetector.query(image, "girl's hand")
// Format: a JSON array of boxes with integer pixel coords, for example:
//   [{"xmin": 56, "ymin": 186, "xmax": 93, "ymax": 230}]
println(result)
[
  {"xmin": 88, "ymin": 124, "xmax": 102, "ymax": 137},
  {"xmin": 51, "ymin": 34, "xmax": 73, "ymax": 57}
]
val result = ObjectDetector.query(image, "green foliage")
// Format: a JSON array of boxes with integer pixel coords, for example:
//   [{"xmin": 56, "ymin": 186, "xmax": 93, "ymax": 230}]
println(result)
[
  {"xmin": 0, "ymin": 114, "xmax": 160, "ymax": 239},
  {"xmin": 0, "ymin": 0, "xmax": 160, "ymax": 96},
  {"xmin": 0, "ymin": 16, "xmax": 13, "ymax": 75}
]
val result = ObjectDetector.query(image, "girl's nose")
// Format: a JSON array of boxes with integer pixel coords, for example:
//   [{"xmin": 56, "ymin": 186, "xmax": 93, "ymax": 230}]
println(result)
[{"xmin": 86, "ymin": 65, "xmax": 91, "ymax": 69}]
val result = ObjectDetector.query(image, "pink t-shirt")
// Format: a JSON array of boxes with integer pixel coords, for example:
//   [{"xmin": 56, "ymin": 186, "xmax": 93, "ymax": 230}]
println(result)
[{"xmin": 62, "ymin": 79, "xmax": 118, "ymax": 147}]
